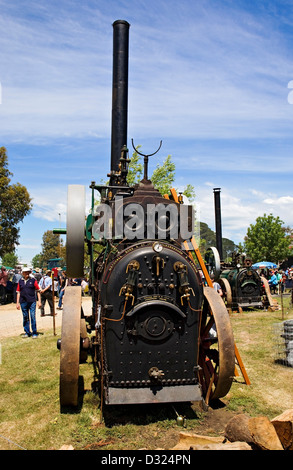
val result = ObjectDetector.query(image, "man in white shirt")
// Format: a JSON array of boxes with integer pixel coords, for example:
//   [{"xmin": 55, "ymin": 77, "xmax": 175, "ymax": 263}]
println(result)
[{"xmin": 39, "ymin": 270, "xmax": 54, "ymax": 316}]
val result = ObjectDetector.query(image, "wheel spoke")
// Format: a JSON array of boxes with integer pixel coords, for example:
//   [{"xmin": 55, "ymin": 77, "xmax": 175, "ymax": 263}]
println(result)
[{"xmin": 198, "ymin": 287, "xmax": 235, "ymax": 401}]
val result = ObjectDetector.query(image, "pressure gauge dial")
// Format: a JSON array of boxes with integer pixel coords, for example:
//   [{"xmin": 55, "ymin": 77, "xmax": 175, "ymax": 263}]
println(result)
[{"xmin": 152, "ymin": 242, "xmax": 163, "ymax": 253}]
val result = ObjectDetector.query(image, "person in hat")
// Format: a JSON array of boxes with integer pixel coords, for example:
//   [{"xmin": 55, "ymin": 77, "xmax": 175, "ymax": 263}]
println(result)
[
  {"xmin": 33, "ymin": 268, "xmax": 42, "ymax": 283},
  {"xmin": 16, "ymin": 267, "xmax": 41, "ymax": 338},
  {"xmin": 0, "ymin": 266, "xmax": 8, "ymax": 305},
  {"xmin": 39, "ymin": 270, "xmax": 54, "ymax": 316}
]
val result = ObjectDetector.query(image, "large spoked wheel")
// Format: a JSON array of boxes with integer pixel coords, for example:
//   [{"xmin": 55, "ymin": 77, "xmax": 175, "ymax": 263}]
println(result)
[
  {"xmin": 66, "ymin": 185, "xmax": 86, "ymax": 278},
  {"xmin": 198, "ymin": 287, "xmax": 235, "ymax": 401},
  {"xmin": 205, "ymin": 247, "xmax": 221, "ymax": 281},
  {"xmin": 60, "ymin": 286, "xmax": 82, "ymax": 407},
  {"xmin": 218, "ymin": 278, "xmax": 233, "ymax": 312}
]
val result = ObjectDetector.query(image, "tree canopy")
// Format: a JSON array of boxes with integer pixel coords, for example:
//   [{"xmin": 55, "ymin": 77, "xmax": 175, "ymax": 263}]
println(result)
[
  {"xmin": 244, "ymin": 213, "xmax": 291, "ymax": 263},
  {"xmin": 38, "ymin": 230, "xmax": 66, "ymax": 268},
  {"xmin": 199, "ymin": 222, "xmax": 237, "ymax": 260},
  {"xmin": 127, "ymin": 149, "xmax": 195, "ymax": 200},
  {"xmin": 1, "ymin": 252, "xmax": 18, "ymax": 268},
  {"xmin": 0, "ymin": 147, "xmax": 32, "ymax": 258}
]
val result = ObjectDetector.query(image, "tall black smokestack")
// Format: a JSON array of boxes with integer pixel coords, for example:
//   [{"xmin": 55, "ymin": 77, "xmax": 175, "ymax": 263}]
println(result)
[
  {"xmin": 213, "ymin": 188, "xmax": 223, "ymax": 261},
  {"xmin": 110, "ymin": 20, "xmax": 130, "ymax": 185}
]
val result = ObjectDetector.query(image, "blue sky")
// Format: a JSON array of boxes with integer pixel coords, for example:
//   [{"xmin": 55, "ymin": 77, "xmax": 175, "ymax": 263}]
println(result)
[{"xmin": 1, "ymin": 0, "xmax": 293, "ymax": 264}]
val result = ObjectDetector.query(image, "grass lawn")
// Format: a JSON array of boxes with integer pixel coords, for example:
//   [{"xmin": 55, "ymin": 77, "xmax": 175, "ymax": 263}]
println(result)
[{"xmin": 0, "ymin": 294, "xmax": 292, "ymax": 450}]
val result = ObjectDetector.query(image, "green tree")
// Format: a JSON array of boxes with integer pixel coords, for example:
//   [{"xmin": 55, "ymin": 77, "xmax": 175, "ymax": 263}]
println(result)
[
  {"xmin": 198, "ymin": 222, "xmax": 237, "ymax": 259},
  {"xmin": 244, "ymin": 213, "xmax": 291, "ymax": 263},
  {"xmin": 0, "ymin": 147, "xmax": 32, "ymax": 257},
  {"xmin": 1, "ymin": 252, "xmax": 18, "ymax": 268},
  {"xmin": 127, "ymin": 150, "xmax": 195, "ymax": 200},
  {"xmin": 126, "ymin": 148, "xmax": 143, "ymax": 186},
  {"xmin": 39, "ymin": 230, "xmax": 65, "ymax": 268},
  {"xmin": 151, "ymin": 155, "xmax": 176, "ymax": 195},
  {"xmin": 31, "ymin": 253, "xmax": 42, "ymax": 268}
]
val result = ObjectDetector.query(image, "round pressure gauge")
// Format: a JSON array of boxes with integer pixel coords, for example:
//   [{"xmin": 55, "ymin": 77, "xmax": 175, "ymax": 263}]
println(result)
[{"xmin": 152, "ymin": 242, "xmax": 163, "ymax": 253}]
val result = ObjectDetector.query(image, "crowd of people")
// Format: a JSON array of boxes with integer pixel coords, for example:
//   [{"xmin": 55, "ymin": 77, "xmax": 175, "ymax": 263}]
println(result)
[
  {"xmin": 0, "ymin": 265, "xmax": 90, "ymax": 306},
  {"xmin": 0, "ymin": 265, "xmax": 90, "ymax": 338},
  {"xmin": 1, "ymin": 262, "xmax": 292, "ymax": 338},
  {"xmin": 262, "ymin": 268, "xmax": 293, "ymax": 294}
]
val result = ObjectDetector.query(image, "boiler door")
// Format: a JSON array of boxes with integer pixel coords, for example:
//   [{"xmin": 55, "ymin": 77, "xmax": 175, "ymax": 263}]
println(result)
[{"xmin": 126, "ymin": 300, "xmax": 186, "ymax": 342}]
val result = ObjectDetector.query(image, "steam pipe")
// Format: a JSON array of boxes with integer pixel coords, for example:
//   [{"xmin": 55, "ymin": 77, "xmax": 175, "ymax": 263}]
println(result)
[
  {"xmin": 213, "ymin": 188, "xmax": 223, "ymax": 261},
  {"xmin": 110, "ymin": 20, "xmax": 130, "ymax": 185}
]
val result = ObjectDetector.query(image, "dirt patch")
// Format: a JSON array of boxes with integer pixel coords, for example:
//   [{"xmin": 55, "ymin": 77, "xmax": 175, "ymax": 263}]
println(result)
[{"xmin": 193, "ymin": 403, "xmax": 237, "ymax": 436}]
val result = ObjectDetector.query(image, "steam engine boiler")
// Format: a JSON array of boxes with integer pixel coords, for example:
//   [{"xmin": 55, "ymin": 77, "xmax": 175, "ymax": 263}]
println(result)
[{"xmin": 57, "ymin": 20, "xmax": 235, "ymax": 409}]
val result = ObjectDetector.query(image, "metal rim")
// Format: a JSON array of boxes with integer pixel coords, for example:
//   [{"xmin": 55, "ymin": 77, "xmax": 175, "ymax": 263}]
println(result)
[
  {"xmin": 59, "ymin": 286, "xmax": 82, "ymax": 406},
  {"xmin": 198, "ymin": 286, "xmax": 235, "ymax": 401},
  {"xmin": 218, "ymin": 277, "xmax": 233, "ymax": 310},
  {"xmin": 205, "ymin": 247, "xmax": 221, "ymax": 281},
  {"xmin": 66, "ymin": 185, "xmax": 85, "ymax": 278}
]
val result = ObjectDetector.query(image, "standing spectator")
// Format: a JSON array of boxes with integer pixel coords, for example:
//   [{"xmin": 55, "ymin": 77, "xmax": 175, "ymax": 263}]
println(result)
[
  {"xmin": 269, "ymin": 271, "xmax": 278, "ymax": 294},
  {"xmin": 16, "ymin": 267, "xmax": 41, "ymax": 338},
  {"xmin": 57, "ymin": 268, "xmax": 63, "ymax": 294},
  {"xmin": 0, "ymin": 266, "xmax": 8, "ymax": 305},
  {"xmin": 39, "ymin": 270, "xmax": 54, "ymax": 316},
  {"xmin": 5, "ymin": 275, "xmax": 14, "ymax": 303},
  {"xmin": 81, "ymin": 278, "xmax": 89, "ymax": 296},
  {"xmin": 33, "ymin": 268, "xmax": 42, "ymax": 283},
  {"xmin": 53, "ymin": 277, "xmax": 58, "ymax": 298},
  {"xmin": 281, "ymin": 271, "xmax": 287, "ymax": 293},
  {"xmin": 210, "ymin": 273, "xmax": 223, "ymax": 296},
  {"xmin": 57, "ymin": 270, "xmax": 68, "ymax": 310},
  {"xmin": 276, "ymin": 270, "xmax": 282, "ymax": 294},
  {"xmin": 12, "ymin": 270, "xmax": 22, "ymax": 303}
]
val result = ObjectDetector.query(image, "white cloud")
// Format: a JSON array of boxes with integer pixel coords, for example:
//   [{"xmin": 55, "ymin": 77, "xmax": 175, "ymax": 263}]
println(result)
[
  {"xmin": 264, "ymin": 196, "xmax": 293, "ymax": 205},
  {"xmin": 17, "ymin": 244, "xmax": 40, "ymax": 250},
  {"xmin": 1, "ymin": 1, "xmax": 293, "ymax": 143},
  {"xmin": 194, "ymin": 185, "xmax": 293, "ymax": 244},
  {"xmin": 30, "ymin": 185, "xmax": 92, "ymax": 222},
  {"xmin": 1, "ymin": 0, "xmax": 292, "ymax": 263}
]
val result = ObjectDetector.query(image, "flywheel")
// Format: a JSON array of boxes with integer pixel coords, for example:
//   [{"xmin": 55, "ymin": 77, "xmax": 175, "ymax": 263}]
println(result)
[
  {"xmin": 198, "ymin": 286, "xmax": 235, "ymax": 401},
  {"xmin": 205, "ymin": 247, "xmax": 221, "ymax": 281},
  {"xmin": 59, "ymin": 286, "xmax": 82, "ymax": 407},
  {"xmin": 66, "ymin": 184, "xmax": 86, "ymax": 278}
]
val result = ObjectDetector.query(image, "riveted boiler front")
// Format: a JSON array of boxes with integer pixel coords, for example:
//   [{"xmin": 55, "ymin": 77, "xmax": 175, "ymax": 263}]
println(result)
[{"xmin": 100, "ymin": 242, "xmax": 203, "ymax": 404}]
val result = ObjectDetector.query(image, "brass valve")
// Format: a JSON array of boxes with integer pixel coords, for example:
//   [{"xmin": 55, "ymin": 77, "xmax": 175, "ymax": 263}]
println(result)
[
  {"xmin": 179, "ymin": 286, "xmax": 195, "ymax": 305},
  {"xmin": 126, "ymin": 260, "xmax": 140, "ymax": 273},
  {"xmin": 119, "ymin": 285, "xmax": 135, "ymax": 305},
  {"xmin": 119, "ymin": 259, "xmax": 140, "ymax": 305},
  {"xmin": 173, "ymin": 261, "xmax": 195, "ymax": 305},
  {"xmin": 153, "ymin": 256, "xmax": 165, "ymax": 276}
]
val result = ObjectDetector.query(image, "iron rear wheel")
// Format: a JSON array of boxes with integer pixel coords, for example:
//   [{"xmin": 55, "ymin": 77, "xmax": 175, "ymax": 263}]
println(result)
[
  {"xmin": 59, "ymin": 286, "xmax": 82, "ymax": 406},
  {"xmin": 198, "ymin": 286, "xmax": 235, "ymax": 401}
]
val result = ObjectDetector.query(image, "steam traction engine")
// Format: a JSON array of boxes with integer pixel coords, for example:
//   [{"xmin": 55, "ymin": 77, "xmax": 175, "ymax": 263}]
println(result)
[
  {"xmin": 219, "ymin": 253, "xmax": 263, "ymax": 312},
  {"xmin": 57, "ymin": 20, "xmax": 235, "ymax": 409},
  {"xmin": 206, "ymin": 188, "xmax": 269, "ymax": 313}
]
